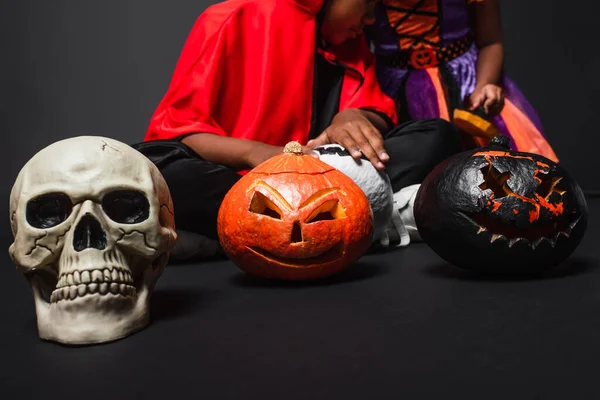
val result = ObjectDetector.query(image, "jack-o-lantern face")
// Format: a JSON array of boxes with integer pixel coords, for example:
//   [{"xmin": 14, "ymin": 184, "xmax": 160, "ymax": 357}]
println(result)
[
  {"xmin": 217, "ymin": 142, "xmax": 373, "ymax": 280},
  {"xmin": 410, "ymin": 47, "xmax": 437, "ymax": 69},
  {"xmin": 414, "ymin": 135, "xmax": 588, "ymax": 273}
]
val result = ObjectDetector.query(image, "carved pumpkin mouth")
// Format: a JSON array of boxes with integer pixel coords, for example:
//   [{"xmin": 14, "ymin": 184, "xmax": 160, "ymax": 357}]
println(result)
[
  {"xmin": 246, "ymin": 243, "xmax": 344, "ymax": 268},
  {"xmin": 460, "ymin": 211, "xmax": 582, "ymax": 249}
]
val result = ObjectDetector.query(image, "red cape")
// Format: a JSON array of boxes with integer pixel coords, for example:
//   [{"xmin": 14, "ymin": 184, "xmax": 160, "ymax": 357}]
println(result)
[{"xmin": 144, "ymin": 0, "xmax": 397, "ymax": 146}]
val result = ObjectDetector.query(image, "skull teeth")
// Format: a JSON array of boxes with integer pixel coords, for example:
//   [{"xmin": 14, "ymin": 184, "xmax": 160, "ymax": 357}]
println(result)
[
  {"xmin": 92, "ymin": 270, "xmax": 103, "ymax": 283},
  {"xmin": 50, "ymin": 282, "xmax": 136, "ymax": 303},
  {"xmin": 100, "ymin": 283, "xmax": 109, "ymax": 295},
  {"xmin": 56, "ymin": 268, "xmax": 133, "ymax": 289}
]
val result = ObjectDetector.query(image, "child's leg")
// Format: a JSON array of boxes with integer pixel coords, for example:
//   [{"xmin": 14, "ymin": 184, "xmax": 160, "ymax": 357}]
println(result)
[
  {"xmin": 376, "ymin": 118, "xmax": 461, "ymax": 248},
  {"xmin": 131, "ymin": 140, "xmax": 241, "ymax": 261},
  {"xmin": 383, "ymin": 118, "xmax": 461, "ymax": 192},
  {"xmin": 159, "ymin": 156, "xmax": 241, "ymax": 239}
]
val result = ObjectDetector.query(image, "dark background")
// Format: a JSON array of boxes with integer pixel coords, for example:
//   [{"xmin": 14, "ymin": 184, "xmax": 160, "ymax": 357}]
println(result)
[{"xmin": 1, "ymin": 1, "xmax": 599, "ymax": 399}]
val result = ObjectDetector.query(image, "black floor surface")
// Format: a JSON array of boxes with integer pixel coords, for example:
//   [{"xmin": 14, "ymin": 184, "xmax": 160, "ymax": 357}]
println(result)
[{"xmin": 0, "ymin": 198, "xmax": 598, "ymax": 399}]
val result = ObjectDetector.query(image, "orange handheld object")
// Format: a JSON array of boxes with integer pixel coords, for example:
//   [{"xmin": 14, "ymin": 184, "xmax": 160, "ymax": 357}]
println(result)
[{"xmin": 453, "ymin": 108, "xmax": 499, "ymax": 140}]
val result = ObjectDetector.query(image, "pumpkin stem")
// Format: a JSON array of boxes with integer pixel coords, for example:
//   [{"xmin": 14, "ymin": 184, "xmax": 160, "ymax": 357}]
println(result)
[
  {"xmin": 283, "ymin": 141, "xmax": 303, "ymax": 155},
  {"xmin": 488, "ymin": 135, "xmax": 511, "ymax": 150}
]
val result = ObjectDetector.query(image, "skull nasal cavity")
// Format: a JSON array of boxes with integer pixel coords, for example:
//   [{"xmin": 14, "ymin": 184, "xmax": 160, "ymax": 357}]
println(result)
[
  {"xmin": 73, "ymin": 214, "xmax": 107, "ymax": 252},
  {"xmin": 291, "ymin": 221, "xmax": 303, "ymax": 243}
]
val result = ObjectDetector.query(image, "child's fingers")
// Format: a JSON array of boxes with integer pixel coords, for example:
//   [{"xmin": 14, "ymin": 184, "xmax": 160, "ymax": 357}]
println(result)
[
  {"xmin": 489, "ymin": 97, "xmax": 505, "ymax": 117},
  {"xmin": 348, "ymin": 126, "xmax": 385, "ymax": 170},
  {"xmin": 469, "ymin": 93, "xmax": 483, "ymax": 110},
  {"xmin": 483, "ymin": 96, "xmax": 496, "ymax": 115},
  {"xmin": 302, "ymin": 146, "xmax": 320, "ymax": 158},
  {"xmin": 306, "ymin": 135, "xmax": 329, "ymax": 148}
]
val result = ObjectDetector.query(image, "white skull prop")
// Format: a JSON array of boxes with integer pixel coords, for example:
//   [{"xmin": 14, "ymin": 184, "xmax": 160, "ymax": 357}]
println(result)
[
  {"xmin": 314, "ymin": 144, "xmax": 394, "ymax": 240},
  {"xmin": 9, "ymin": 136, "xmax": 177, "ymax": 345}
]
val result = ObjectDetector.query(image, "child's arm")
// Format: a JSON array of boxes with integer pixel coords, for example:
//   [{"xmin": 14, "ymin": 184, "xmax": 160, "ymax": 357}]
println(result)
[
  {"xmin": 181, "ymin": 134, "xmax": 280, "ymax": 170},
  {"xmin": 182, "ymin": 134, "xmax": 315, "ymax": 170},
  {"xmin": 469, "ymin": 0, "xmax": 505, "ymax": 117},
  {"xmin": 307, "ymin": 36, "xmax": 397, "ymax": 171}
]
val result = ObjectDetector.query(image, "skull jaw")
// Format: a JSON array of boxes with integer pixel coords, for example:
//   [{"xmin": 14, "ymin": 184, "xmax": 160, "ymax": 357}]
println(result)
[
  {"xmin": 28, "ymin": 265, "xmax": 155, "ymax": 345},
  {"xmin": 38, "ymin": 295, "xmax": 150, "ymax": 345}
]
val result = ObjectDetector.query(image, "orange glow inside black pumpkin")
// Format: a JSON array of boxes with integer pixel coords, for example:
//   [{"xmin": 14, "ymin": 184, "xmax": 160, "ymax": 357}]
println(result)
[
  {"xmin": 217, "ymin": 142, "xmax": 373, "ymax": 280},
  {"xmin": 470, "ymin": 150, "xmax": 577, "ymax": 248}
]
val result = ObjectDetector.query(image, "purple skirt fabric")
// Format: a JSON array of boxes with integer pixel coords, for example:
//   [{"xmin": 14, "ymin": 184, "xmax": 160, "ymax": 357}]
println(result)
[{"xmin": 376, "ymin": 45, "xmax": 548, "ymax": 153}]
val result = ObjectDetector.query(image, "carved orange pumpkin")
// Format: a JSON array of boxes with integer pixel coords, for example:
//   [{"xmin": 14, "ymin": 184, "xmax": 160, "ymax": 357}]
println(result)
[{"xmin": 217, "ymin": 142, "xmax": 373, "ymax": 280}]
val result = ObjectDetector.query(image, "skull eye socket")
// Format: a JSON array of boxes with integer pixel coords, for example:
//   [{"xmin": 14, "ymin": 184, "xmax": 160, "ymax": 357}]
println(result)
[
  {"xmin": 26, "ymin": 192, "xmax": 73, "ymax": 229},
  {"xmin": 102, "ymin": 190, "xmax": 149, "ymax": 224},
  {"xmin": 306, "ymin": 199, "xmax": 346, "ymax": 223},
  {"xmin": 249, "ymin": 192, "xmax": 282, "ymax": 219}
]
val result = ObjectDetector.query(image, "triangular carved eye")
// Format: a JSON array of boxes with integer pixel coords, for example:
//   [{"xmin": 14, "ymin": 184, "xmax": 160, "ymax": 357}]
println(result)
[
  {"xmin": 306, "ymin": 199, "xmax": 346, "ymax": 223},
  {"xmin": 249, "ymin": 192, "xmax": 282, "ymax": 220},
  {"xmin": 535, "ymin": 174, "xmax": 565, "ymax": 200},
  {"xmin": 479, "ymin": 163, "xmax": 513, "ymax": 198}
]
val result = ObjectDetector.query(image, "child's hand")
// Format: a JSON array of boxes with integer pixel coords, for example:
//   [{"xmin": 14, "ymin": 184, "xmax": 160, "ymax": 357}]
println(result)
[
  {"xmin": 306, "ymin": 109, "xmax": 388, "ymax": 170},
  {"xmin": 468, "ymin": 84, "xmax": 505, "ymax": 117}
]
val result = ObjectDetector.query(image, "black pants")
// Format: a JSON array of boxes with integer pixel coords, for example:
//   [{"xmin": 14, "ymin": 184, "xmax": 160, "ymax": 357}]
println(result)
[{"xmin": 131, "ymin": 119, "xmax": 460, "ymax": 240}]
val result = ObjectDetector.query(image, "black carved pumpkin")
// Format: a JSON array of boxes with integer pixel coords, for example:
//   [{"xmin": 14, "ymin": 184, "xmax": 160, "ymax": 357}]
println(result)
[{"xmin": 414, "ymin": 135, "xmax": 588, "ymax": 273}]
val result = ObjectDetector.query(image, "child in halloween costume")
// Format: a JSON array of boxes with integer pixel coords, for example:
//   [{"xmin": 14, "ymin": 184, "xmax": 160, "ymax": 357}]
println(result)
[
  {"xmin": 133, "ymin": 0, "xmax": 461, "ymax": 260},
  {"xmin": 369, "ymin": 0, "xmax": 558, "ymax": 160}
]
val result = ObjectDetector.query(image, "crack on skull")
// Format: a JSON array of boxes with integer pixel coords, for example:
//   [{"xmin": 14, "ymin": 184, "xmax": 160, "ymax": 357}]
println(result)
[
  {"xmin": 117, "ymin": 228, "xmax": 159, "ymax": 253},
  {"xmin": 24, "ymin": 231, "xmax": 54, "ymax": 256},
  {"xmin": 101, "ymin": 140, "xmax": 122, "ymax": 153},
  {"xmin": 54, "ymin": 226, "xmax": 70, "ymax": 246},
  {"xmin": 159, "ymin": 204, "xmax": 176, "ymax": 249},
  {"xmin": 10, "ymin": 211, "xmax": 16, "ymax": 234}
]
